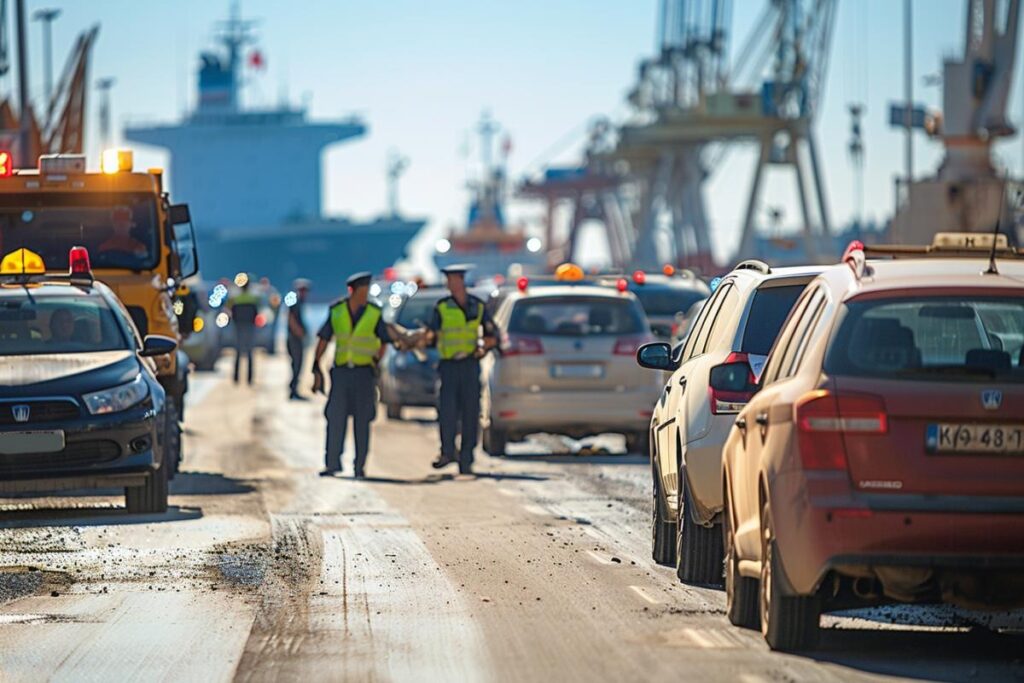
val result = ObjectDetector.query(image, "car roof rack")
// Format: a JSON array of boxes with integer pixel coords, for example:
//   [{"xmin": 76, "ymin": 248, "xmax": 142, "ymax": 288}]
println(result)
[
  {"xmin": 863, "ymin": 232, "xmax": 1024, "ymax": 260},
  {"xmin": 733, "ymin": 259, "xmax": 771, "ymax": 275}
]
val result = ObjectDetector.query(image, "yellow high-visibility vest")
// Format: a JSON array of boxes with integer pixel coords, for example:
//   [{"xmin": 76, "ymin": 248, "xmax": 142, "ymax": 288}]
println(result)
[
  {"xmin": 437, "ymin": 299, "xmax": 483, "ymax": 360},
  {"xmin": 330, "ymin": 302, "xmax": 382, "ymax": 367}
]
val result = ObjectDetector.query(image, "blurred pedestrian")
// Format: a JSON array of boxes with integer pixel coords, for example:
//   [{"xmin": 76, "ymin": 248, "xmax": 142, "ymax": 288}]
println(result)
[
  {"xmin": 422, "ymin": 265, "xmax": 498, "ymax": 475},
  {"xmin": 228, "ymin": 278, "xmax": 260, "ymax": 385},
  {"xmin": 287, "ymin": 279, "xmax": 312, "ymax": 400},
  {"xmin": 311, "ymin": 272, "xmax": 391, "ymax": 478}
]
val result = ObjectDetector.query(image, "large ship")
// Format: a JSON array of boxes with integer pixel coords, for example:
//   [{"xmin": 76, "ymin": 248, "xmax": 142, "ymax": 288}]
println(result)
[
  {"xmin": 434, "ymin": 114, "xmax": 545, "ymax": 280},
  {"xmin": 125, "ymin": 4, "xmax": 424, "ymax": 299}
]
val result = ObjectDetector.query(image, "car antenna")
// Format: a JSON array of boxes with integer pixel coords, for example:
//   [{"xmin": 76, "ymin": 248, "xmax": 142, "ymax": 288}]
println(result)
[{"xmin": 985, "ymin": 176, "xmax": 1014, "ymax": 275}]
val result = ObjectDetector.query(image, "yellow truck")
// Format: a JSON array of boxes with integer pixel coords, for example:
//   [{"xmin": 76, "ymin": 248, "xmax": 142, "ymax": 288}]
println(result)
[{"xmin": 0, "ymin": 150, "xmax": 199, "ymax": 474}]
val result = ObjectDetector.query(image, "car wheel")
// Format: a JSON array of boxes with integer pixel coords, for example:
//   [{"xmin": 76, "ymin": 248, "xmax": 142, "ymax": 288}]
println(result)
[
  {"xmin": 165, "ymin": 400, "xmax": 182, "ymax": 479},
  {"xmin": 483, "ymin": 425, "xmax": 507, "ymax": 457},
  {"xmin": 125, "ymin": 457, "xmax": 169, "ymax": 514},
  {"xmin": 676, "ymin": 478, "xmax": 724, "ymax": 585},
  {"xmin": 625, "ymin": 431, "xmax": 649, "ymax": 455},
  {"xmin": 724, "ymin": 486, "xmax": 759, "ymax": 629},
  {"xmin": 651, "ymin": 470, "xmax": 676, "ymax": 566},
  {"xmin": 386, "ymin": 402, "xmax": 402, "ymax": 420},
  {"xmin": 760, "ymin": 502, "xmax": 820, "ymax": 651}
]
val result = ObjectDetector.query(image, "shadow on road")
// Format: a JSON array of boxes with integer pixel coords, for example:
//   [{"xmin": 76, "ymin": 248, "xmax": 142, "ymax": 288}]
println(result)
[
  {"xmin": 807, "ymin": 626, "xmax": 1024, "ymax": 681},
  {"xmin": 500, "ymin": 452, "xmax": 648, "ymax": 466},
  {"xmin": 354, "ymin": 471, "xmax": 549, "ymax": 485},
  {"xmin": 0, "ymin": 505, "xmax": 203, "ymax": 529},
  {"xmin": 170, "ymin": 471, "xmax": 255, "ymax": 496}
]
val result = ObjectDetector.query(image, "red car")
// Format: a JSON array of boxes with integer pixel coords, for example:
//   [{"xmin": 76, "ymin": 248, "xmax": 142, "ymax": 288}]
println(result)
[{"xmin": 721, "ymin": 234, "xmax": 1024, "ymax": 650}]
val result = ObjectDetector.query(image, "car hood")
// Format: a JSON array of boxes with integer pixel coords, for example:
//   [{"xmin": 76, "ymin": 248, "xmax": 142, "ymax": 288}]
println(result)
[{"xmin": 0, "ymin": 351, "xmax": 139, "ymax": 392}]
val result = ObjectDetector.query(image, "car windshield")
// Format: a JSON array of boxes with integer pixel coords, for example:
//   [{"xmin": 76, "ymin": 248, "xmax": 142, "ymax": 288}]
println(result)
[
  {"xmin": 0, "ymin": 293, "xmax": 130, "ymax": 355},
  {"xmin": 741, "ymin": 284, "xmax": 807, "ymax": 355},
  {"xmin": 0, "ymin": 192, "xmax": 160, "ymax": 271},
  {"xmin": 396, "ymin": 294, "xmax": 444, "ymax": 327},
  {"xmin": 825, "ymin": 296, "xmax": 1024, "ymax": 382},
  {"xmin": 509, "ymin": 297, "xmax": 646, "ymax": 336},
  {"xmin": 633, "ymin": 287, "xmax": 707, "ymax": 317}
]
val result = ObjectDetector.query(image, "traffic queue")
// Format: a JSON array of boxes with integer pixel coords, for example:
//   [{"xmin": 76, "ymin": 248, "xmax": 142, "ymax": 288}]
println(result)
[
  {"xmin": 636, "ymin": 232, "xmax": 1024, "ymax": 651},
  {"xmin": 2, "ymin": 151, "xmax": 1021, "ymax": 659}
]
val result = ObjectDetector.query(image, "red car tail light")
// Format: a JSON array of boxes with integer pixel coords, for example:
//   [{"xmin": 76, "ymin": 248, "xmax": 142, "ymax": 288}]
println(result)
[
  {"xmin": 795, "ymin": 390, "xmax": 887, "ymax": 470},
  {"xmin": 613, "ymin": 336, "xmax": 649, "ymax": 356},
  {"xmin": 503, "ymin": 333, "xmax": 544, "ymax": 356},
  {"xmin": 708, "ymin": 352, "xmax": 757, "ymax": 415}
]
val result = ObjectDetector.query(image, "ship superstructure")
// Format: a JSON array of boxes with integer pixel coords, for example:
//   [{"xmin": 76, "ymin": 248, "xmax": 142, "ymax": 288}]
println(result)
[{"xmin": 125, "ymin": 3, "xmax": 423, "ymax": 296}]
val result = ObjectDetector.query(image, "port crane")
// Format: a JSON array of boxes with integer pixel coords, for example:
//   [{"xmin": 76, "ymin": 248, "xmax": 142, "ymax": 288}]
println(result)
[
  {"xmin": 520, "ymin": 0, "xmax": 838, "ymax": 271},
  {"xmin": 890, "ymin": 0, "xmax": 1021, "ymax": 244},
  {"xmin": 618, "ymin": 0, "xmax": 838, "ymax": 270}
]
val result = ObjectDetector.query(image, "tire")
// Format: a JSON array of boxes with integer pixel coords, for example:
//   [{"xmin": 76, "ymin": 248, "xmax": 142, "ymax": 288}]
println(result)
[
  {"xmin": 482, "ymin": 425, "xmax": 507, "ymax": 457},
  {"xmin": 676, "ymin": 478, "xmax": 724, "ymax": 585},
  {"xmin": 760, "ymin": 503, "xmax": 821, "ymax": 651},
  {"xmin": 125, "ymin": 457, "xmax": 169, "ymax": 514},
  {"xmin": 386, "ymin": 402, "xmax": 402, "ymax": 420},
  {"xmin": 625, "ymin": 431, "xmax": 649, "ymax": 455},
  {"xmin": 724, "ymin": 486, "xmax": 759, "ymax": 629},
  {"xmin": 651, "ymin": 471, "xmax": 677, "ymax": 566},
  {"xmin": 165, "ymin": 400, "xmax": 182, "ymax": 479}
]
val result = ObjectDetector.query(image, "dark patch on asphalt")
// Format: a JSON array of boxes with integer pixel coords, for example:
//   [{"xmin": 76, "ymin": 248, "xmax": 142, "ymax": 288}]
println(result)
[{"xmin": 0, "ymin": 566, "xmax": 73, "ymax": 605}]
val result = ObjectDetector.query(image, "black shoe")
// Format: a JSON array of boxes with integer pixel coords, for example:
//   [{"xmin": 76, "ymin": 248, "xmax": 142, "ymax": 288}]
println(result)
[
  {"xmin": 353, "ymin": 469, "xmax": 366, "ymax": 479},
  {"xmin": 431, "ymin": 455, "xmax": 457, "ymax": 469},
  {"xmin": 319, "ymin": 468, "xmax": 340, "ymax": 477},
  {"xmin": 458, "ymin": 467, "xmax": 474, "ymax": 476},
  {"xmin": 289, "ymin": 393, "xmax": 309, "ymax": 401}
]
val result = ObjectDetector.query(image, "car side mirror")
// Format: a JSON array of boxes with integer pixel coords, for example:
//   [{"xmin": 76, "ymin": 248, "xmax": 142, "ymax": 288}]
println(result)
[
  {"xmin": 636, "ymin": 342, "xmax": 674, "ymax": 370},
  {"xmin": 140, "ymin": 334, "xmax": 178, "ymax": 357},
  {"xmin": 169, "ymin": 204, "xmax": 191, "ymax": 225}
]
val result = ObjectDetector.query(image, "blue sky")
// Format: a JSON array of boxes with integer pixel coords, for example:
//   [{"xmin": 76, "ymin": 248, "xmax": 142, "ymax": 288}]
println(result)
[{"xmin": 12, "ymin": 0, "xmax": 1020, "ymax": 265}]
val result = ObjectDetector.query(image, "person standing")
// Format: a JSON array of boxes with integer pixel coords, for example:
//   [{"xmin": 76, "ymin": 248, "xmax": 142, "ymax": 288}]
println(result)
[
  {"xmin": 228, "ymin": 279, "xmax": 260, "ymax": 385},
  {"xmin": 287, "ymin": 279, "xmax": 312, "ymax": 400},
  {"xmin": 311, "ymin": 272, "xmax": 391, "ymax": 478},
  {"xmin": 425, "ymin": 265, "xmax": 498, "ymax": 475}
]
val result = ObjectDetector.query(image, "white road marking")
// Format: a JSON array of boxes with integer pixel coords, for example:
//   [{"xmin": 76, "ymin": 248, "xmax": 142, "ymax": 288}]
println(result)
[
  {"xmin": 739, "ymin": 674, "xmax": 771, "ymax": 683},
  {"xmin": 628, "ymin": 585, "xmax": 660, "ymax": 605}
]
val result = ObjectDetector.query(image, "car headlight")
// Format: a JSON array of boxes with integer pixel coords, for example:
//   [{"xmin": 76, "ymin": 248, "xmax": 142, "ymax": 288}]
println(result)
[{"xmin": 83, "ymin": 375, "xmax": 150, "ymax": 415}]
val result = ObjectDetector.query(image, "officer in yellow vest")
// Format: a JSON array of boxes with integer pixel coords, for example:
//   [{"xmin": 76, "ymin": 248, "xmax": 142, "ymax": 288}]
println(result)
[
  {"xmin": 424, "ymin": 265, "xmax": 498, "ymax": 474},
  {"xmin": 311, "ymin": 272, "xmax": 391, "ymax": 478}
]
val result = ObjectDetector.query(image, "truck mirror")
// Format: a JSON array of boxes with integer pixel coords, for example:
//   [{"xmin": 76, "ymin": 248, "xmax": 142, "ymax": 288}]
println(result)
[
  {"xmin": 169, "ymin": 203, "xmax": 192, "ymax": 225},
  {"xmin": 172, "ymin": 217, "xmax": 199, "ymax": 280}
]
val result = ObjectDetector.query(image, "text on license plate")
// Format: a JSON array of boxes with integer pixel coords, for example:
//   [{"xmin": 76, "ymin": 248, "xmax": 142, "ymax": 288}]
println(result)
[
  {"xmin": 926, "ymin": 423, "xmax": 1024, "ymax": 454},
  {"xmin": 550, "ymin": 364, "xmax": 604, "ymax": 379},
  {"xmin": 0, "ymin": 430, "xmax": 66, "ymax": 455}
]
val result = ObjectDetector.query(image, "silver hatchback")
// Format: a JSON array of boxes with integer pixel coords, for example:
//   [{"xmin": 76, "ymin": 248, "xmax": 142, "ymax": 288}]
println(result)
[{"xmin": 480, "ymin": 284, "xmax": 662, "ymax": 455}]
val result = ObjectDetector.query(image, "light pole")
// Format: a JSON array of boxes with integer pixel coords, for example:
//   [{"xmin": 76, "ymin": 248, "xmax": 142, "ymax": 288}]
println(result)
[
  {"xmin": 33, "ymin": 8, "xmax": 61, "ymax": 110},
  {"xmin": 96, "ymin": 78, "xmax": 115, "ymax": 148}
]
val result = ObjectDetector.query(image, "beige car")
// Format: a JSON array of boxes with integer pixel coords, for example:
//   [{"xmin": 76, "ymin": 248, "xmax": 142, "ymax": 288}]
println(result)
[{"xmin": 481, "ymin": 283, "xmax": 661, "ymax": 455}]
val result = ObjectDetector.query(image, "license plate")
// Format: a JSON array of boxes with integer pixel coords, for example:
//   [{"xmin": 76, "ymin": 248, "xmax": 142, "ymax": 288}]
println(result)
[
  {"xmin": 926, "ymin": 423, "xmax": 1024, "ymax": 454},
  {"xmin": 550, "ymin": 364, "xmax": 604, "ymax": 379},
  {"xmin": 0, "ymin": 430, "xmax": 66, "ymax": 455}
]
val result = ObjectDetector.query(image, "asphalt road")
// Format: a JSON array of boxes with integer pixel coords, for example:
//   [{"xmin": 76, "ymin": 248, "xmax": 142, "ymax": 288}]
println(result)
[{"xmin": 1, "ymin": 356, "xmax": 1022, "ymax": 682}]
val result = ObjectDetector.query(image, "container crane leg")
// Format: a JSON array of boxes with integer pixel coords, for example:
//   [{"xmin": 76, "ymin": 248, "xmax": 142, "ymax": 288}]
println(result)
[
  {"xmin": 737, "ymin": 136, "xmax": 771, "ymax": 260},
  {"xmin": 793, "ymin": 135, "xmax": 819, "ymax": 263},
  {"xmin": 807, "ymin": 129, "xmax": 832, "ymax": 235}
]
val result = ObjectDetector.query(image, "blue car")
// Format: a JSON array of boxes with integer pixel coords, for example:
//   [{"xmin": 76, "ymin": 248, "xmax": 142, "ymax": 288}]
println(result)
[
  {"xmin": 0, "ymin": 269, "xmax": 176, "ymax": 513},
  {"xmin": 379, "ymin": 289, "xmax": 449, "ymax": 420}
]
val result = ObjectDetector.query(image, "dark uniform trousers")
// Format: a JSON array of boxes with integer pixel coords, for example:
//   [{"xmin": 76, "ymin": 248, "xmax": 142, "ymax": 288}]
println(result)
[
  {"xmin": 287, "ymin": 335, "xmax": 304, "ymax": 395},
  {"xmin": 438, "ymin": 358, "xmax": 481, "ymax": 470},
  {"xmin": 325, "ymin": 365, "xmax": 377, "ymax": 472},
  {"xmin": 234, "ymin": 324, "xmax": 255, "ymax": 384}
]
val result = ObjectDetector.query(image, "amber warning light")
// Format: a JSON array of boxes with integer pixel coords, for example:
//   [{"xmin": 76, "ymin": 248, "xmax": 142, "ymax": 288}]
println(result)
[{"xmin": 0, "ymin": 150, "xmax": 13, "ymax": 177}]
